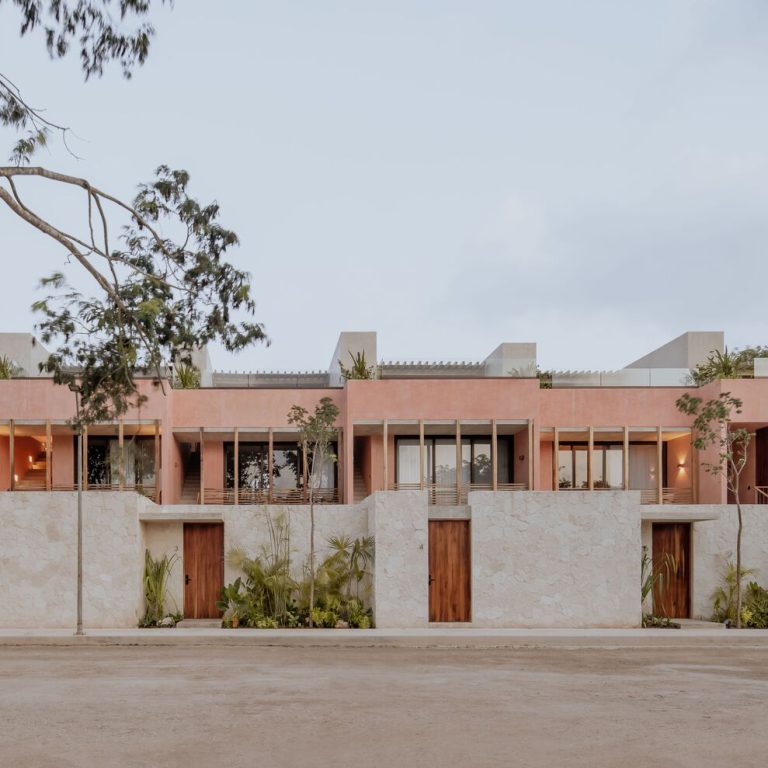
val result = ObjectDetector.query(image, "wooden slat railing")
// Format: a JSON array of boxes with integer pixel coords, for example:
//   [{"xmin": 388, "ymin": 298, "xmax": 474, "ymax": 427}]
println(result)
[
  {"xmin": 393, "ymin": 482, "xmax": 528, "ymax": 506},
  {"xmin": 755, "ymin": 486, "xmax": 768, "ymax": 504},
  {"xmin": 200, "ymin": 487, "xmax": 339, "ymax": 506},
  {"xmin": 638, "ymin": 487, "xmax": 693, "ymax": 505},
  {"xmin": 15, "ymin": 483, "xmax": 158, "ymax": 502}
]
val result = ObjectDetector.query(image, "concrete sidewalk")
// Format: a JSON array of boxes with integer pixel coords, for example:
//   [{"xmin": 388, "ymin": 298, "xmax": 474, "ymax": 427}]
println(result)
[{"xmin": 2, "ymin": 626, "xmax": 768, "ymax": 648}]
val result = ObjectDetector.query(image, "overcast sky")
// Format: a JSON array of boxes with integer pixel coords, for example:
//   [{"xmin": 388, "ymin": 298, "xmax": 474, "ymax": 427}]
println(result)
[{"xmin": 1, "ymin": 1, "xmax": 767, "ymax": 373}]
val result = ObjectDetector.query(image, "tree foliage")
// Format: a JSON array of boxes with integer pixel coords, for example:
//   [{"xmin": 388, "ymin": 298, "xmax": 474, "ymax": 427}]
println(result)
[
  {"xmin": 1, "ymin": 0, "xmax": 268, "ymax": 424},
  {"xmin": 287, "ymin": 397, "xmax": 339, "ymax": 625},
  {"xmin": 690, "ymin": 347, "xmax": 768, "ymax": 386},
  {"xmin": 677, "ymin": 391, "xmax": 751, "ymax": 627}
]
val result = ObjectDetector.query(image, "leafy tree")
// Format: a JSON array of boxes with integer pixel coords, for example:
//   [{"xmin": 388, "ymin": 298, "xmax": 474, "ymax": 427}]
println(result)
[
  {"xmin": 1, "ymin": 1, "xmax": 267, "ymax": 424},
  {"xmin": 677, "ymin": 391, "xmax": 751, "ymax": 627},
  {"xmin": 287, "ymin": 397, "xmax": 339, "ymax": 626}
]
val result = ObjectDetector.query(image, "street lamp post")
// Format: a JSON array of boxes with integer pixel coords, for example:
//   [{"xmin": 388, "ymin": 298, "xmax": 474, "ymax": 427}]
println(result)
[{"xmin": 69, "ymin": 383, "xmax": 84, "ymax": 636}]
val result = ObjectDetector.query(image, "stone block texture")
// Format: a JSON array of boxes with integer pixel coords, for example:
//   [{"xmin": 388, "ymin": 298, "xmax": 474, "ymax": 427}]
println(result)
[{"xmin": 469, "ymin": 491, "xmax": 642, "ymax": 627}]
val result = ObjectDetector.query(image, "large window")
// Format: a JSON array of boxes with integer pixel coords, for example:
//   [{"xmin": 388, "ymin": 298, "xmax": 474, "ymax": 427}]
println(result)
[
  {"xmin": 396, "ymin": 437, "xmax": 510, "ymax": 486},
  {"xmin": 558, "ymin": 443, "xmax": 623, "ymax": 489},
  {"xmin": 83, "ymin": 437, "xmax": 156, "ymax": 487},
  {"xmin": 224, "ymin": 442, "xmax": 336, "ymax": 490}
]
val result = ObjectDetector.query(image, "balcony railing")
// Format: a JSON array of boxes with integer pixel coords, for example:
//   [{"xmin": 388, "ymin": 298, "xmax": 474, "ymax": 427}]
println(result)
[
  {"xmin": 393, "ymin": 482, "xmax": 528, "ymax": 506},
  {"xmin": 14, "ymin": 483, "xmax": 158, "ymax": 502},
  {"xmin": 199, "ymin": 487, "xmax": 340, "ymax": 505},
  {"xmin": 639, "ymin": 488, "xmax": 693, "ymax": 505}
]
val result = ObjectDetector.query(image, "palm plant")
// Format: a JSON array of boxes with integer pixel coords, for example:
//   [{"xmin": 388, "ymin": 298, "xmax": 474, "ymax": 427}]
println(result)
[
  {"xmin": 339, "ymin": 351, "xmax": 377, "ymax": 380},
  {"xmin": 0, "ymin": 355, "xmax": 19, "ymax": 379},
  {"xmin": 173, "ymin": 362, "xmax": 201, "ymax": 389},
  {"xmin": 712, "ymin": 561, "xmax": 756, "ymax": 623},
  {"xmin": 142, "ymin": 549, "xmax": 179, "ymax": 626},
  {"xmin": 641, "ymin": 545, "xmax": 677, "ymax": 610},
  {"xmin": 690, "ymin": 347, "xmax": 767, "ymax": 386}
]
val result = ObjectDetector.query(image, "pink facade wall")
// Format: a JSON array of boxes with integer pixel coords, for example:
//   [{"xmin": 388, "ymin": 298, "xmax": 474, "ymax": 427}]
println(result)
[
  {"xmin": 52, "ymin": 436, "xmax": 74, "ymax": 488},
  {"xmin": 203, "ymin": 441, "xmax": 225, "ymax": 492},
  {"xmin": 513, "ymin": 429, "xmax": 529, "ymax": 486},
  {"xmin": 1, "ymin": 375, "xmax": 766, "ymax": 505},
  {"xmin": 539, "ymin": 441, "xmax": 554, "ymax": 491}
]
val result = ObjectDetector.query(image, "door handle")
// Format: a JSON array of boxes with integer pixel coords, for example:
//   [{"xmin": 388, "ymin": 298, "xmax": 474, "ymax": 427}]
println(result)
[
  {"xmin": 428, "ymin": 575, "xmax": 435, "ymax": 586},
  {"xmin": 185, "ymin": 575, "xmax": 191, "ymax": 585}
]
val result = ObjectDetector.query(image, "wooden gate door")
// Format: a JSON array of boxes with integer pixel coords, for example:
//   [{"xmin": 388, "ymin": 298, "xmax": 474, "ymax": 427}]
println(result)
[
  {"xmin": 755, "ymin": 427, "xmax": 768, "ymax": 503},
  {"xmin": 652, "ymin": 523, "xmax": 691, "ymax": 619},
  {"xmin": 428, "ymin": 520, "xmax": 471, "ymax": 622},
  {"xmin": 183, "ymin": 523, "xmax": 224, "ymax": 619}
]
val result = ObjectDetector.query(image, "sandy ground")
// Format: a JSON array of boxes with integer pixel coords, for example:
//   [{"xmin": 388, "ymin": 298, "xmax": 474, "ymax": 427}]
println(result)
[{"xmin": 0, "ymin": 643, "xmax": 767, "ymax": 767}]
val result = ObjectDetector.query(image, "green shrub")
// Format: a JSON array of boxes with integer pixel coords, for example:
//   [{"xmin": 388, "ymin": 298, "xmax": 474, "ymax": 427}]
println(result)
[
  {"xmin": 712, "ymin": 561, "xmax": 756, "ymax": 623},
  {"xmin": 140, "ymin": 549, "xmax": 179, "ymax": 627},
  {"xmin": 741, "ymin": 582, "xmax": 768, "ymax": 628}
]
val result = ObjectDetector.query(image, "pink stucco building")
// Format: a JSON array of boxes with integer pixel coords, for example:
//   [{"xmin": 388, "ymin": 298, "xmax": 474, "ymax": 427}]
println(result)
[
  {"xmin": 2, "ymin": 329, "xmax": 767, "ymax": 626},
  {"xmin": 0, "ymin": 329, "xmax": 766, "ymax": 509}
]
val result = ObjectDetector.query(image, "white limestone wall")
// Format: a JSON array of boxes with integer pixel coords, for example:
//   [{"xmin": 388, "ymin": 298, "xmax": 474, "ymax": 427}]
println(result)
[
  {"xmin": 470, "ymin": 491, "xmax": 642, "ymax": 627},
  {"xmin": 691, "ymin": 505, "xmax": 768, "ymax": 620},
  {"xmin": 367, "ymin": 491, "xmax": 429, "ymax": 628},
  {"xmin": 222, "ymin": 504, "xmax": 369, "ymax": 587},
  {"xmin": 0, "ymin": 492, "xmax": 143, "ymax": 628}
]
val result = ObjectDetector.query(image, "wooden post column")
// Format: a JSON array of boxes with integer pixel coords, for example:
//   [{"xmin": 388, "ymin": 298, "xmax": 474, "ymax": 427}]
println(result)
[
  {"xmin": 553, "ymin": 427, "xmax": 559, "ymax": 491},
  {"xmin": 623, "ymin": 426, "xmax": 629, "ymax": 491},
  {"xmin": 118, "ymin": 419, "xmax": 125, "ymax": 491},
  {"xmin": 302, "ymin": 443, "xmax": 308, "ymax": 502},
  {"xmin": 9, "ymin": 419, "xmax": 15, "ymax": 491},
  {"xmin": 455, "ymin": 419, "xmax": 462, "ymax": 505},
  {"xmin": 268, "ymin": 427, "xmax": 274, "ymax": 503},
  {"xmin": 233, "ymin": 427, "xmax": 239, "ymax": 505},
  {"xmin": 527, "ymin": 419, "xmax": 534, "ymax": 491},
  {"xmin": 199, "ymin": 427, "xmax": 205, "ymax": 504},
  {"xmin": 657, "ymin": 426, "xmax": 664, "ymax": 504},
  {"xmin": 45, "ymin": 420, "xmax": 52, "ymax": 491},
  {"xmin": 587, "ymin": 426, "xmax": 594, "ymax": 491},
  {"xmin": 154, "ymin": 420, "xmax": 160, "ymax": 502},
  {"xmin": 419, "ymin": 419, "xmax": 425, "ymax": 491},
  {"xmin": 382, "ymin": 420, "xmax": 388, "ymax": 492},
  {"xmin": 492, "ymin": 419, "xmax": 498, "ymax": 491}
]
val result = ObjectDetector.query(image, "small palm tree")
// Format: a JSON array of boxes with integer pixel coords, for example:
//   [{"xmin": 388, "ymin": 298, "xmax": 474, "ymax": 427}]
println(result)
[
  {"xmin": 691, "ymin": 347, "xmax": 766, "ymax": 386},
  {"xmin": 173, "ymin": 362, "xmax": 201, "ymax": 389},
  {"xmin": 0, "ymin": 355, "xmax": 20, "ymax": 379}
]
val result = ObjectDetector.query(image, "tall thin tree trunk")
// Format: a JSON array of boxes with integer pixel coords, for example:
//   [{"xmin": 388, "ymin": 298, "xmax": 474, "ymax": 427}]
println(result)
[
  {"xmin": 309, "ymin": 491, "xmax": 315, "ymax": 627},
  {"xmin": 736, "ymin": 500, "xmax": 743, "ymax": 628}
]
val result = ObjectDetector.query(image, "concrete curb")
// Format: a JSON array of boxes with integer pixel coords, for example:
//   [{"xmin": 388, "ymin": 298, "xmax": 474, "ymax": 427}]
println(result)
[{"xmin": 2, "ymin": 628, "xmax": 768, "ymax": 649}]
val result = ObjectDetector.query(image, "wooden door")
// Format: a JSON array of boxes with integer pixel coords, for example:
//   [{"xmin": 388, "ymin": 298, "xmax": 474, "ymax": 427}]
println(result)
[
  {"xmin": 183, "ymin": 523, "xmax": 224, "ymax": 619},
  {"xmin": 428, "ymin": 520, "xmax": 471, "ymax": 622},
  {"xmin": 652, "ymin": 523, "xmax": 691, "ymax": 619},
  {"xmin": 756, "ymin": 427, "xmax": 768, "ymax": 503}
]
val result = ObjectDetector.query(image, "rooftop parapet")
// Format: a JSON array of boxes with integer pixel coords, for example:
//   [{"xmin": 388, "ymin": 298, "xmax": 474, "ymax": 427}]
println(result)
[
  {"xmin": 0, "ymin": 333, "xmax": 51, "ymax": 377},
  {"xmin": 551, "ymin": 368, "xmax": 690, "ymax": 387},
  {"xmin": 625, "ymin": 331, "xmax": 724, "ymax": 370}
]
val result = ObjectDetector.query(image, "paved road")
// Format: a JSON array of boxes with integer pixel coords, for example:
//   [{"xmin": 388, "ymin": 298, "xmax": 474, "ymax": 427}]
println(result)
[{"xmin": 0, "ymin": 642, "xmax": 766, "ymax": 767}]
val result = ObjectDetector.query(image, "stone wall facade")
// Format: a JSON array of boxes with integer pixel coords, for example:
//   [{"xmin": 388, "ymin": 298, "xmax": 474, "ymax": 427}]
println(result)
[
  {"xmin": 366, "ymin": 491, "xmax": 429, "ymax": 628},
  {"xmin": 0, "ymin": 492, "xmax": 143, "ymax": 628},
  {"xmin": 470, "ymin": 491, "xmax": 641, "ymax": 627},
  {"xmin": 4, "ymin": 490, "xmax": 767, "ymax": 629}
]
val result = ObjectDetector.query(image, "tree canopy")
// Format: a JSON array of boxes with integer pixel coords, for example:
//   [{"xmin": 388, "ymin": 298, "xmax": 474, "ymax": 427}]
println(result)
[{"xmin": 1, "ymin": 0, "xmax": 268, "ymax": 423}]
